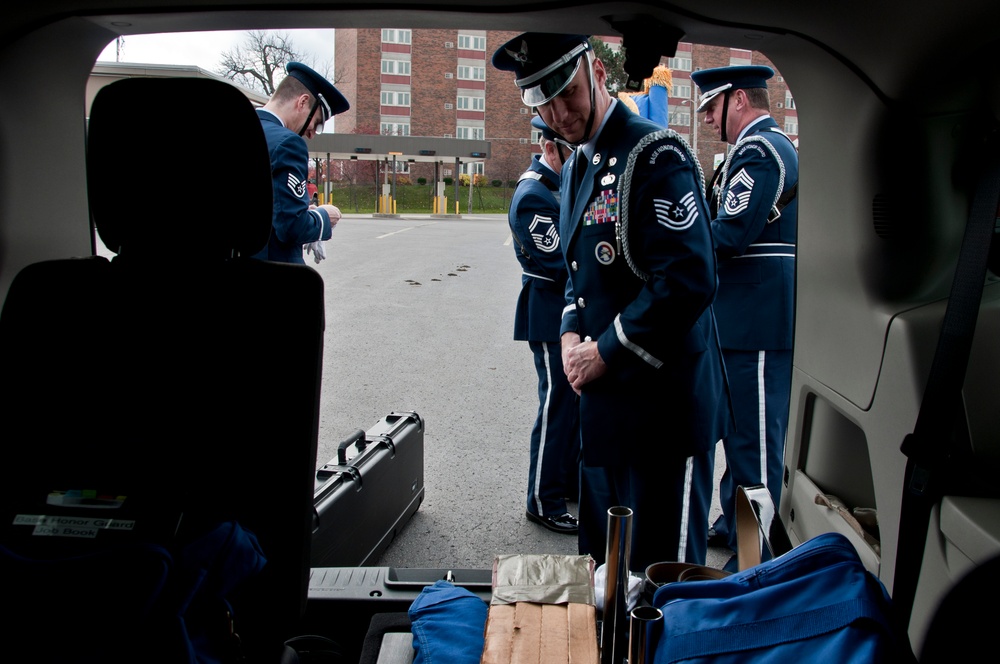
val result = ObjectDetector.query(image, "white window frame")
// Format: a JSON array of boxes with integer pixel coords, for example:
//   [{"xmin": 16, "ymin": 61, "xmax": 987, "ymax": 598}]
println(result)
[
  {"xmin": 381, "ymin": 29, "xmax": 412, "ymax": 44},
  {"xmin": 458, "ymin": 34, "xmax": 486, "ymax": 50},
  {"xmin": 381, "ymin": 91, "xmax": 410, "ymax": 106},
  {"xmin": 381, "ymin": 59, "xmax": 410, "ymax": 76},
  {"xmin": 381, "ymin": 122, "xmax": 411, "ymax": 136},
  {"xmin": 457, "ymin": 96, "xmax": 484, "ymax": 111},
  {"xmin": 457, "ymin": 65, "xmax": 486, "ymax": 81},
  {"xmin": 666, "ymin": 56, "xmax": 691, "ymax": 71}
]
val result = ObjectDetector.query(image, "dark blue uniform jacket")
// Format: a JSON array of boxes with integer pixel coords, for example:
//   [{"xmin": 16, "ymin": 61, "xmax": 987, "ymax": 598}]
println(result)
[
  {"xmin": 559, "ymin": 102, "xmax": 732, "ymax": 465},
  {"xmin": 253, "ymin": 109, "xmax": 333, "ymax": 264},
  {"xmin": 710, "ymin": 116, "xmax": 797, "ymax": 350},
  {"xmin": 509, "ymin": 156, "xmax": 567, "ymax": 343}
]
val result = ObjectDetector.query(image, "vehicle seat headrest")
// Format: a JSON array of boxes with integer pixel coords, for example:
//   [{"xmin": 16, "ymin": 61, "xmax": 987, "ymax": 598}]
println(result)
[{"xmin": 87, "ymin": 77, "xmax": 272, "ymax": 258}]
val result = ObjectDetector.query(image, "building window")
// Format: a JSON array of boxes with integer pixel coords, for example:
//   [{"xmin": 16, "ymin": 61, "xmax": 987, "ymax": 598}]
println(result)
[
  {"xmin": 457, "ymin": 96, "xmax": 485, "ymax": 111},
  {"xmin": 381, "ymin": 122, "xmax": 411, "ymax": 136},
  {"xmin": 669, "ymin": 109, "xmax": 691, "ymax": 127},
  {"xmin": 457, "ymin": 34, "xmax": 486, "ymax": 50},
  {"xmin": 381, "ymin": 29, "xmax": 412, "ymax": 44},
  {"xmin": 456, "ymin": 126, "xmax": 484, "ymax": 140},
  {"xmin": 666, "ymin": 56, "xmax": 691, "ymax": 71},
  {"xmin": 673, "ymin": 83, "xmax": 692, "ymax": 99},
  {"xmin": 531, "ymin": 129, "xmax": 542, "ymax": 143},
  {"xmin": 785, "ymin": 91, "xmax": 796, "ymax": 109},
  {"xmin": 784, "ymin": 119, "xmax": 798, "ymax": 135},
  {"xmin": 457, "ymin": 65, "xmax": 486, "ymax": 81},
  {"xmin": 381, "ymin": 91, "xmax": 411, "ymax": 106},
  {"xmin": 461, "ymin": 162, "xmax": 484, "ymax": 176},
  {"xmin": 381, "ymin": 59, "xmax": 411, "ymax": 75}
]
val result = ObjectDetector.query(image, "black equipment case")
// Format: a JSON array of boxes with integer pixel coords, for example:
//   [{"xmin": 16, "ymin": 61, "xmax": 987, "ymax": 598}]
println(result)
[{"xmin": 311, "ymin": 411, "xmax": 425, "ymax": 567}]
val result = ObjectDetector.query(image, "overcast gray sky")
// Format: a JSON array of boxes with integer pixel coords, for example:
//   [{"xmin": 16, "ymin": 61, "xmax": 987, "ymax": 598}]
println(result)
[{"xmin": 96, "ymin": 29, "xmax": 337, "ymax": 75}]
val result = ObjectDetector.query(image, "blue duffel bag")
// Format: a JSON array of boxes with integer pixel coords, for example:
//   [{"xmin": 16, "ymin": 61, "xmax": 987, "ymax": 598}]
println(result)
[{"xmin": 648, "ymin": 531, "xmax": 912, "ymax": 663}]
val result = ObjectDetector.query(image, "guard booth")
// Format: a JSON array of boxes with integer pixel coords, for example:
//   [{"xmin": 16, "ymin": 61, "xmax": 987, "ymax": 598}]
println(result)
[{"xmin": 306, "ymin": 134, "xmax": 490, "ymax": 216}]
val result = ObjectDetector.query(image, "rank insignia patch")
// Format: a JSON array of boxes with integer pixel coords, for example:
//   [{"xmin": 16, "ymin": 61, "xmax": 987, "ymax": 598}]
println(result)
[
  {"xmin": 528, "ymin": 214, "xmax": 559, "ymax": 253},
  {"xmin": 653, "ymin": 192, "xmax": 699, "ymax": 231},
  {"xmin": 595, "ymin": 241, "xmax": 616, "ymax": 265},
  {"xmin": 287, "ymin": 172, "xmax": 308, "ymax": 198},
  {"xmin": 724, "ymin": 168, "xmax": 755, "ymax": 215},
  {"xmin": 584, "ymin": 189, "xmax": 619, "ymax": 226}
]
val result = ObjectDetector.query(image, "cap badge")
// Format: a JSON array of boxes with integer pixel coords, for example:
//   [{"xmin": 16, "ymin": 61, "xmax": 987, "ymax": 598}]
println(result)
[{"xmin": 505, "ymin": 40, "xmax": 531, "ymax": 65}]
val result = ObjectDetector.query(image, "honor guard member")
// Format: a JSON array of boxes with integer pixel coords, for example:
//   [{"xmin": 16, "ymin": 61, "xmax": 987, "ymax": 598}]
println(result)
[
  {"xmin": 510, "ymin": 115, "xmax": 580, "ymax": 535},
  {"xmin": 254, "ymin": 62, "xmax": 350, "ymax": 264},
  {"xmin": 691, "ymin": 65, "xmax": 798, "ymax": 559},
  {"xmin": 494, "ymin": 33, "xmax": 732, "ymax": 571}
]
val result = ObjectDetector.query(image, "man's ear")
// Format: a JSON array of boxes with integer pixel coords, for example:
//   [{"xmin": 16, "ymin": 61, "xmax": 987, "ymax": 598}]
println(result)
[{"xmin": 297, "ymin": 93, "xmax": 313, "ymax": 110}]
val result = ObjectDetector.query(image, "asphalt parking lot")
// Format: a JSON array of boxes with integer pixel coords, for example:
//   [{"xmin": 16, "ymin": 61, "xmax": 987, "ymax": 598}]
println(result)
[{"xmin": 313, "ymin": 213, "xmax": 731, "ymax": 571}]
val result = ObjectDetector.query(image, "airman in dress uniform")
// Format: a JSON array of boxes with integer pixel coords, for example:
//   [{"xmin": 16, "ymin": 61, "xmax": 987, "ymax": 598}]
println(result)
[
  {"xmin": 494, "ymin": 33, "xmax": 732, "ymax": 571},
  {"xmin": 254, "ymin": 62, "xmax": 350, "ymax": 265},
  {"xmin": 691, "ymin": 65, "xmax": 798, "ymax": 560},
  {"xmin": 509, "ymin": 115, "xmax": 580, "ymax": 535}
]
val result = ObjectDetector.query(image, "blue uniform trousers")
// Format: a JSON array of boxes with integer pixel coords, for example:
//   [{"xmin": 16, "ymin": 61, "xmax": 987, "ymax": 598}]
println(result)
[
  {"xmin": 578, "ymin": 445, "xmax": 714, "ymax": 573},
  {"xmin": 527, "ymin": 341, "xmax": 580, "ymax": 517},
  {"xmin": 712, "ymin": 348, "xmax": 793, "ymax": 551}
]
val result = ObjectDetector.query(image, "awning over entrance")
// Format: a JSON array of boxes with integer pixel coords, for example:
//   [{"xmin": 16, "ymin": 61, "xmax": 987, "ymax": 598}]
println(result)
[{"xmin": 306, "ymin": 133, "xmax": 490, "ymax": 165}]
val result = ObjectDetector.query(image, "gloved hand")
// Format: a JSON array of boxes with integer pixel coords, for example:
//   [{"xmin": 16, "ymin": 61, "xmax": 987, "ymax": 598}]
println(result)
[{"xmin": 304, "ymin": 240, "xmax": 326, "ymax": 264}]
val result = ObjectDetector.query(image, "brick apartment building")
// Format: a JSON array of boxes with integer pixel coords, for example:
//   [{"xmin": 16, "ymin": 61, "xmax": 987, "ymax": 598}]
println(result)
[{"xmin": 334, "ymin": 28, "xmax": 798, "ymax": 183}]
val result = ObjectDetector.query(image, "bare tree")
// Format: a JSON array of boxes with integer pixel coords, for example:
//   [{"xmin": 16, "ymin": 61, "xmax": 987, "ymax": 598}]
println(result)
[{"xmin": 218, "ymin": 30, "xmax": 301, "ymax": 96}]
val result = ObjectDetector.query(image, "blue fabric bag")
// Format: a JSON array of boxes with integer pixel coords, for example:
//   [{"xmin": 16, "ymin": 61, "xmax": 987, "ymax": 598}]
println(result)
[
  {"xmin": 408, "ymin": 580, "xmax": 488, "ymax": 664},
  {"xmin": 649, "ymin": 532, "xmax": 908, "ymax": 663}
]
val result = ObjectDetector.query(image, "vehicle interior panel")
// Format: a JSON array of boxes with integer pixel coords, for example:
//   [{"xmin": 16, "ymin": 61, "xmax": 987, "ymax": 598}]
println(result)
[{"xmin": 2, "ymin": 1, "xmax": 1000, "ymax": 661}]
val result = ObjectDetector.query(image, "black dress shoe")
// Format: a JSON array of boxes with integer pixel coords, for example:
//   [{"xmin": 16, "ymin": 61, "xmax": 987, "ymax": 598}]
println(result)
[{"xmin": 526, "ymin": 511, "xmax": 579, "ymax": 534}]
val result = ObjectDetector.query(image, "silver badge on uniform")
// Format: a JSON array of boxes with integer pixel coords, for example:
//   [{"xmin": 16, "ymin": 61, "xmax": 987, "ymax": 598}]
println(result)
[
  {"xmin": 592, "ymin": 152, "xmax": 601, "ymax": 165},
  {"xmin": 601, "ymin": 173, "xmax": 616, "ymax": 186},
  {"xmin": 287, "ymin": 172, "xmax": 308, "ymax": 198},
  {"xmin": 595, "ymin": 241, "xmax": 616, "ymax": 265},
  {"xmin": 724, "ymin": 168, "xmax": 755, "ymax": 216},
  {"xmin": 528, "ymin": 214, "xmax": 559, "ymax": 253},
  {"xmin": 653, "ymin": 192, "xmax": 699, "ymax": 231},
  {"xmin": 609, "ymin": 157, "xmax": 617, "ymax": 166}
]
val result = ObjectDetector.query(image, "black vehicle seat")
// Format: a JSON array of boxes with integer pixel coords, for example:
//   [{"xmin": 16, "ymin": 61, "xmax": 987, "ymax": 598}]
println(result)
[{"xmin": 0, "ymin": 77, "xmax": 325, "ymax": 663}]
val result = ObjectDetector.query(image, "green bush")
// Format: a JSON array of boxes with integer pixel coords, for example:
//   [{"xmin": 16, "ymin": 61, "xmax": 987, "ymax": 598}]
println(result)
[
  {"xmin": 443, "ymin": 177, "xmax": 453, "ymax": 185},
  {"xmin": 326, "ymin": 181, "xmax": 512, "ymax": 214},
  {"xmin": 491, "ymin": 179, "xmax": 502, "ymax": 187},
  {"xmin": 417, "ymin": 177, "xmax": 427, "ymax": 185}
]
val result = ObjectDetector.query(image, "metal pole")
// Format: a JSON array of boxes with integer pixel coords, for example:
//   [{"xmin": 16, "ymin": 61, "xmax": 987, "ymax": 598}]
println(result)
[
  {"xmin": 391, "ymin": 154, "xmax": 397, "ymax": 207},
  {"xmin": 628, "ymin": 606, "xmax": 663, "ymax": 664},
  {"xmin": 601, "ymin": 506, "xmax": 633, "ymax": 664}
]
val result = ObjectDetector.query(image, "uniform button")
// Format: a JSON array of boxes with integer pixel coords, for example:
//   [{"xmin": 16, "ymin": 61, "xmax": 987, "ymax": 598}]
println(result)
[
  {"xmin": 571, "ymin": 261, "xmax": 578, "ymax": 271},
  {"xmin": 577, "ymin": 297, "xmax": 586, "ymax": 308}
]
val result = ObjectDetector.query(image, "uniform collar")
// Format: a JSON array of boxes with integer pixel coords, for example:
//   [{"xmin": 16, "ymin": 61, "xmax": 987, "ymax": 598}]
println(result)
[
  {"xmin": 736, "ymin": 114, "xmax": 772, "ymax": 143},
  {"xmin": 537, "ymin": 153, "xmax": 559, "ymax": 178},
  {"xmin": 258, "ymin": 107, "xmax": 286, "ymax": 128}
]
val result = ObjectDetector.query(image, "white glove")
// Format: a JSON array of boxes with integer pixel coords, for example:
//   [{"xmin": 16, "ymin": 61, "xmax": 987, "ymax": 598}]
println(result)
[
  {"xmin": 304, "ymin": 240, "xmax": 326, "ymax": 264},
  {"xmin": 593, "ymin": 563, "xmax": 644, "ymax": 613}
]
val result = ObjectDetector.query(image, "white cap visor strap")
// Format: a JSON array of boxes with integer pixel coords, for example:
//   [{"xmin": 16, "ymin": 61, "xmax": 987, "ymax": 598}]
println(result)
[
  {"xmin": 517, "ymin": 43, "xmax": 590, "ymax": 107},
  {"xmin": 696, "ymin": 82, "xmax": 733, "ymax": 112}
]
